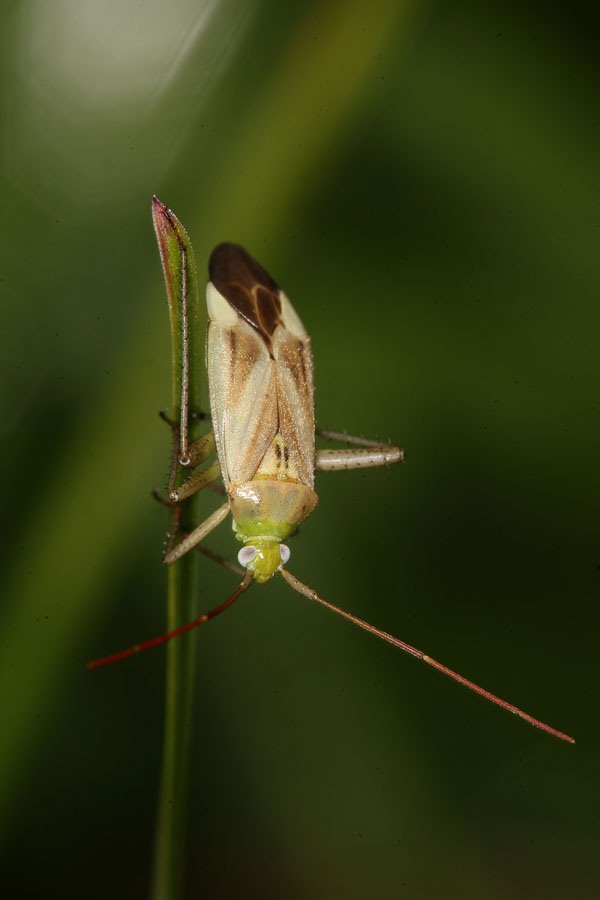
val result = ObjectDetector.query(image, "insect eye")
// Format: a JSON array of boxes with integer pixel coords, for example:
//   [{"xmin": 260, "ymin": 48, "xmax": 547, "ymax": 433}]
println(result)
[
  {"xmin": 279, "ymin": 544, "xmax": 291, "ymax": 564},
  {"xmin": 238, "ymin": 546, "xmax": 257, "ymax": 566}
]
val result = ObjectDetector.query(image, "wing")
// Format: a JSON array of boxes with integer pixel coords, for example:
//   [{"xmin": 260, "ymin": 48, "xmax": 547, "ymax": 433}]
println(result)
[
  {"xmin": 273, "ymin": 291, "xmax": 315, "ymax": 488},
  {"xmin": 207, "ymin": 243, "xmax": 314, "ymax": 489}
]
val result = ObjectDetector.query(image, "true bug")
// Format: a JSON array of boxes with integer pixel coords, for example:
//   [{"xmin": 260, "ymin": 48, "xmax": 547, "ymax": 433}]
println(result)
[{"xmin": 89, "ymin": 198, "xmax": 574, "ymax": 745}]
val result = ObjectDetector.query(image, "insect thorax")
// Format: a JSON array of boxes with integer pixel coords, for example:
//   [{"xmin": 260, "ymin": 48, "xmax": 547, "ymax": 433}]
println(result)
[{"xmin": 229, "ymin": 479, "xmax": 318, "ymax": 544}]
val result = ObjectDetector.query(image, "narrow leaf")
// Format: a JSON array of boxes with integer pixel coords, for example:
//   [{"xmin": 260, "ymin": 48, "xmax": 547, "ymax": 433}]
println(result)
[{"xmin": 151, "ymin": 197, "xmax": 204, "ymax": 900}]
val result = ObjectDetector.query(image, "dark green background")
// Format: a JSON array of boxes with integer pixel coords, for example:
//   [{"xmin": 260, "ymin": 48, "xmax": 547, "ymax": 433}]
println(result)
[{"xmin": 1, "ymin": 1, "xmax": 597, "ymax": 897}]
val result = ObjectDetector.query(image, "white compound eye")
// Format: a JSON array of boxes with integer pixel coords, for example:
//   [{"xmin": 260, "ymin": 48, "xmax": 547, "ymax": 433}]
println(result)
[
  {"xmin": 238, "ymin": 545, "xmax": 257, "ymax": 567},
  {"xmin": 279, "ymin": 544, "xmax": 291, "ymax": 564}
]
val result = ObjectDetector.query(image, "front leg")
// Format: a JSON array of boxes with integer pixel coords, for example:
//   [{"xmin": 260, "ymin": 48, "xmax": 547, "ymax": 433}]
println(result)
[{"xmin": 164, "ymin": 501, "xmax": 231, "ymax": 566}]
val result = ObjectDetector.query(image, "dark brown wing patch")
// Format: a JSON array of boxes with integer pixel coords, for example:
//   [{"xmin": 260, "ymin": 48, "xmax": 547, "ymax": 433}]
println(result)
[{"xmin": 209, "ymin": 243, "xmax": 282, "ymax": 352}]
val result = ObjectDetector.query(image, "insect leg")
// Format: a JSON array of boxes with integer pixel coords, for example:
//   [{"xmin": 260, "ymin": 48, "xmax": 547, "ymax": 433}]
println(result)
[
  {"xmin": 190, "ymin": 410, "xmax": 212, "ymax": 423},
  {"xmin": 193, "ymin": 543, "xmax": 245, "ymax": 577},
  {"xmin": 157, "ymin": 416, "xmax": 219, "ymax": 502},
  {"xmin": 316, "ymin": 428, "xmax": 399, "ymax": 446},
  {"xmin": 170, "ymin": 432, "xmax": 222, "ymax": 503},
  {"xmin": 159, "ymin": 410, "xmax": 215, "ymax": 467},
  {"xmin": 154, "ymin": 423, "xmax": 222, "ymax": 556},
  {"xmin": 164, "ymin": 502, "xmax": 230, "ymax": 566},
  {"xmin": 154, "ymin": 424, "xmax": 218, "ymax": 492},
  {"xmin": 159, "ymin": 408, "xmax": 211, "ymax": 427},
  {"xmin": 279, "ymin": 569, "xmax": 574, "ymax": 744},
  {"xmin": 157, "ymin": 410, "xmax": 185, "ymax": 503},
  {"xmin": 315, "ymin": 431, "xmax": 403, "ymax": 471},
  {"xmin": 184, "ymin": 431, "xmax": 216, "ymax": 467},
  {"xmin": 169, "ymin": 461, "xmax": 221, "ymax": 502}
]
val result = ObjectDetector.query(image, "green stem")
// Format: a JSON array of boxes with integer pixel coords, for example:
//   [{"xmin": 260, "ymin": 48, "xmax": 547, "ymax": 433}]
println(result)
[
  {"xmin": 151, "ymin": 549, "xmax": 199, "ymax": 900},
  {"xmin": 151, "ymin": 200, "xmax": 205, "ymax": 900}
]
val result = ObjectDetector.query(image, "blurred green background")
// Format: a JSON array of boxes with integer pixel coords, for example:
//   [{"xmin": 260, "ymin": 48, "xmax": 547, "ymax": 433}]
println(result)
[{"xmin": 1, "ymin": 1, "xmax": 598, "ymax": 897}]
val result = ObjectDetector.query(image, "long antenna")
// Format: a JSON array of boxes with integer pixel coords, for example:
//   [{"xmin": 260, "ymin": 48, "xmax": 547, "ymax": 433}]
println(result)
[
  {"xmin": 88, "ymin": 572, "xmax": 252, "ymax": 670},
  {"xmin": 280, "ymin": 569, "xmax": 574, "ymax": 744}
]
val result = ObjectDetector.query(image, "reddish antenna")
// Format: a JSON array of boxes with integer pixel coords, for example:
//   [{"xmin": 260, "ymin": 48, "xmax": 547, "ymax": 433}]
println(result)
[
  {"xmin": 90, "ymin": 563, "xmax": 574, "ymax": 744},
  {"xmin": 88, "ymin": 572, "xmax": 252, "ymax": 670},
  {"xmin": 280, "ymin": 569, "xmax": 575, "ymax": 744}
]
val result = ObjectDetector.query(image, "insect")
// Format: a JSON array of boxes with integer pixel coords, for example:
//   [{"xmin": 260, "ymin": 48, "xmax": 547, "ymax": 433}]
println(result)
[{"xmin": 89, "ymin": 198, "xmax": 574, "ymax": 745}]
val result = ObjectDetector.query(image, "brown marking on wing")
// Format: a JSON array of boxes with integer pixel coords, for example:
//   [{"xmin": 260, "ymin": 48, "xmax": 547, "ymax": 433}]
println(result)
[
  {"xmin": 226, "ymin": 325, "xmax": 263, "ymax": 390},
  {"xmin": 228, "ymin": 328, "xmax": 237, "ymax": 359},
  {"xmin": 278, "ymin": 339, "xmax": 313, "ymax": 415},
  {"xmin": 275, "ymin": 334, "xmax": 315, "ymax": 488},
  {"xmin": 209, "ymin": 243, "xmax": 283, "ymax": 353},
  {"xmin": 294, "ymin": 339, "xmax": 309, "ymax": 389}
]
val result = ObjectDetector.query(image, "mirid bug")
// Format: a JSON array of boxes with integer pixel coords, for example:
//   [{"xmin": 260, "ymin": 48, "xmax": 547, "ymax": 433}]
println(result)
[{"xmin": 89, "ymin": 198, "xmax": 573, "ymax": 745}]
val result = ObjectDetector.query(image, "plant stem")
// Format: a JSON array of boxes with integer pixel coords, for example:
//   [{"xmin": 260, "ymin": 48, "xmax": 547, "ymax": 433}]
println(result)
[
  {"xmin": 151, "ymin": 199, "xmax": 204, "ymax": 900},
  {"xmin": 151, "ymin": 544, "xmax": 199, "ymax": 900}
]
